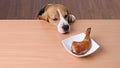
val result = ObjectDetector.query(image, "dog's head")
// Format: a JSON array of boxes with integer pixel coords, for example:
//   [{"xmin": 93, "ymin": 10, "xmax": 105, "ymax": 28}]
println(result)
[{"xmin": 38, "ymin": 4, "xmax": 76, "ymax": 34}]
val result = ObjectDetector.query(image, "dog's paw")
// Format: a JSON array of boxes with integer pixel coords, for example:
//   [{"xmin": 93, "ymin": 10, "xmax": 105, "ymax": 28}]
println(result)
[{"xmin": 68, "ymin": 14, "xmax": 76, "ymax": 23}]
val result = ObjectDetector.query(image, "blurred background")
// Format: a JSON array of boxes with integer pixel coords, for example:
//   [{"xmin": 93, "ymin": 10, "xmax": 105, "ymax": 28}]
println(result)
[{"xmin": 0, "ymin": 0, "xmax": 120, "ymax": 19}]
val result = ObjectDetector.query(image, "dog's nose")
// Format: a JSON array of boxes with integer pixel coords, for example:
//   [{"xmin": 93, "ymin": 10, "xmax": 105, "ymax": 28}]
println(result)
[{"xmin": 62, "ymin": 25, "xmax": 69, "ymax": 31}]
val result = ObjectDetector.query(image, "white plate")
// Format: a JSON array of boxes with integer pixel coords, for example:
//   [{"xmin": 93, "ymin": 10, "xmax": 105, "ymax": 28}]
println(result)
[{"xmin": 62, "ymin": 33, "xmax": 100, "ymax": 57}]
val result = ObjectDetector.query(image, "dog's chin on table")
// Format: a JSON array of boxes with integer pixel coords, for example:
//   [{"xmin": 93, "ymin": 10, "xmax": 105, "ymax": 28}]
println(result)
[{"xmin": 37, "ymin": 4, "xmax": 76, "ymax": 34}]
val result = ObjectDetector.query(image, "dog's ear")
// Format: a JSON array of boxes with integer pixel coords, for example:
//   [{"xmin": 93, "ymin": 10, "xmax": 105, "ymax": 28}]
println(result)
[
  {"xmin": 38, "ymin": 6, "xmax": 46, "ymax": 16},
  {"xmin": 37, "ymin": 12, "xmax": 48, "ymax": 21},
  {"xmin": 68, "ymin": 14, "xmax": 76, "ymax": 23},
  {"xmin": 37, "ymin": 4, "xmax": 52, "ymax": 22},
  {"xmin": 37, "ymin": 5, "xmax": 49, "ymax": 21}
]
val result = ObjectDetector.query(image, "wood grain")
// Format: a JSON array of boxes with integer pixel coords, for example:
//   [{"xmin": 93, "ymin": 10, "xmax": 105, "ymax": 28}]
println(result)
[
  {"xmin": 0, "ymin": 0, "xmax": 120, "ymax": 19},
  {"xmin": 0, "ymin": 20, "xmax": 120, "ymax": 68}
]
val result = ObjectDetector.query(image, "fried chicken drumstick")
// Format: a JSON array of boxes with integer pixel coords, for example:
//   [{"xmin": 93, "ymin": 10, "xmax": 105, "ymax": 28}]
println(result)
[{"xmin": 72, "ymin": 28, "xmax": 91, "ymax": 55}]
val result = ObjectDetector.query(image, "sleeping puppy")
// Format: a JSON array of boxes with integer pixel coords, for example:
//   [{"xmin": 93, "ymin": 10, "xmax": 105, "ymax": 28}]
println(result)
[{"xmin": 37, "ymin": 4, "xmax": 76, "ymax": 34}]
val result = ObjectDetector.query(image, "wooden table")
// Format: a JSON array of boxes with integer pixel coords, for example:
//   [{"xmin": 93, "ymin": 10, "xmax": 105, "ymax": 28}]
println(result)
[{"xmin": 0, "ymin": 20, "xmax": 120, "ymax": 68}]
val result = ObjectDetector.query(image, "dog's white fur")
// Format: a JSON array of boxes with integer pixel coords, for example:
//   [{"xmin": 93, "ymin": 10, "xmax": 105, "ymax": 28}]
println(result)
[{"xmin": 57, "ymin": 9, "xmax": 70, "ymax": 33}]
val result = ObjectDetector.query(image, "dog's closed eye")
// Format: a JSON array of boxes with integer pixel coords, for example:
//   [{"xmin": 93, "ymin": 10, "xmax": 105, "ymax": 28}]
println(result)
[{"xmin": 53, "ymin": 18, "xmax": 58, "ymax": 21}]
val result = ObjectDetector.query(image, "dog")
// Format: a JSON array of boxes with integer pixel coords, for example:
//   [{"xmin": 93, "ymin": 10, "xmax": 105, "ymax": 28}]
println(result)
[{"xmin": 37, "ymin": 4, "xmax": 76, "ymax": 34}]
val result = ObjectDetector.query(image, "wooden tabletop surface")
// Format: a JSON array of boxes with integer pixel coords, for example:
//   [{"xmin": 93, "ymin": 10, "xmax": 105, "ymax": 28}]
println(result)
[{"xmin": 0, "ymin": 20, "xmax": 120, "ymax": 68}]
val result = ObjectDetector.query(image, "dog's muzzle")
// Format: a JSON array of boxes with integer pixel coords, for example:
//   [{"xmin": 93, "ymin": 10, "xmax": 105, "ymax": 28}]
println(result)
[
  {"xmin": 57, "ymin": 8, "xmax": 70, "ymax": 34},
  {"xmin": 57, "ymin": 22, "xmax": 70, "ymax": 34}
]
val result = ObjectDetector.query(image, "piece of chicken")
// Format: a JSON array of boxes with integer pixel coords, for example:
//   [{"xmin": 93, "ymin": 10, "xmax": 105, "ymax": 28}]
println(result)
[{"xmin": 71, "ymin": 28, "xmax": 91, "ymax": 55}]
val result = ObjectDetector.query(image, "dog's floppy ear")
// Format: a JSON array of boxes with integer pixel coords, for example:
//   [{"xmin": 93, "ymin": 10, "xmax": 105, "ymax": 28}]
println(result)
[
  {"xmin": 37, "ymin": 5, "xmax": 48, "ymax": 21},
  {"xmin": 38, "ymin": 6, "xmax": 46, "ymax": 16},
  {"xmin": 68, "ymin": 14, "xmax": 76, "ymax": 23}
]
